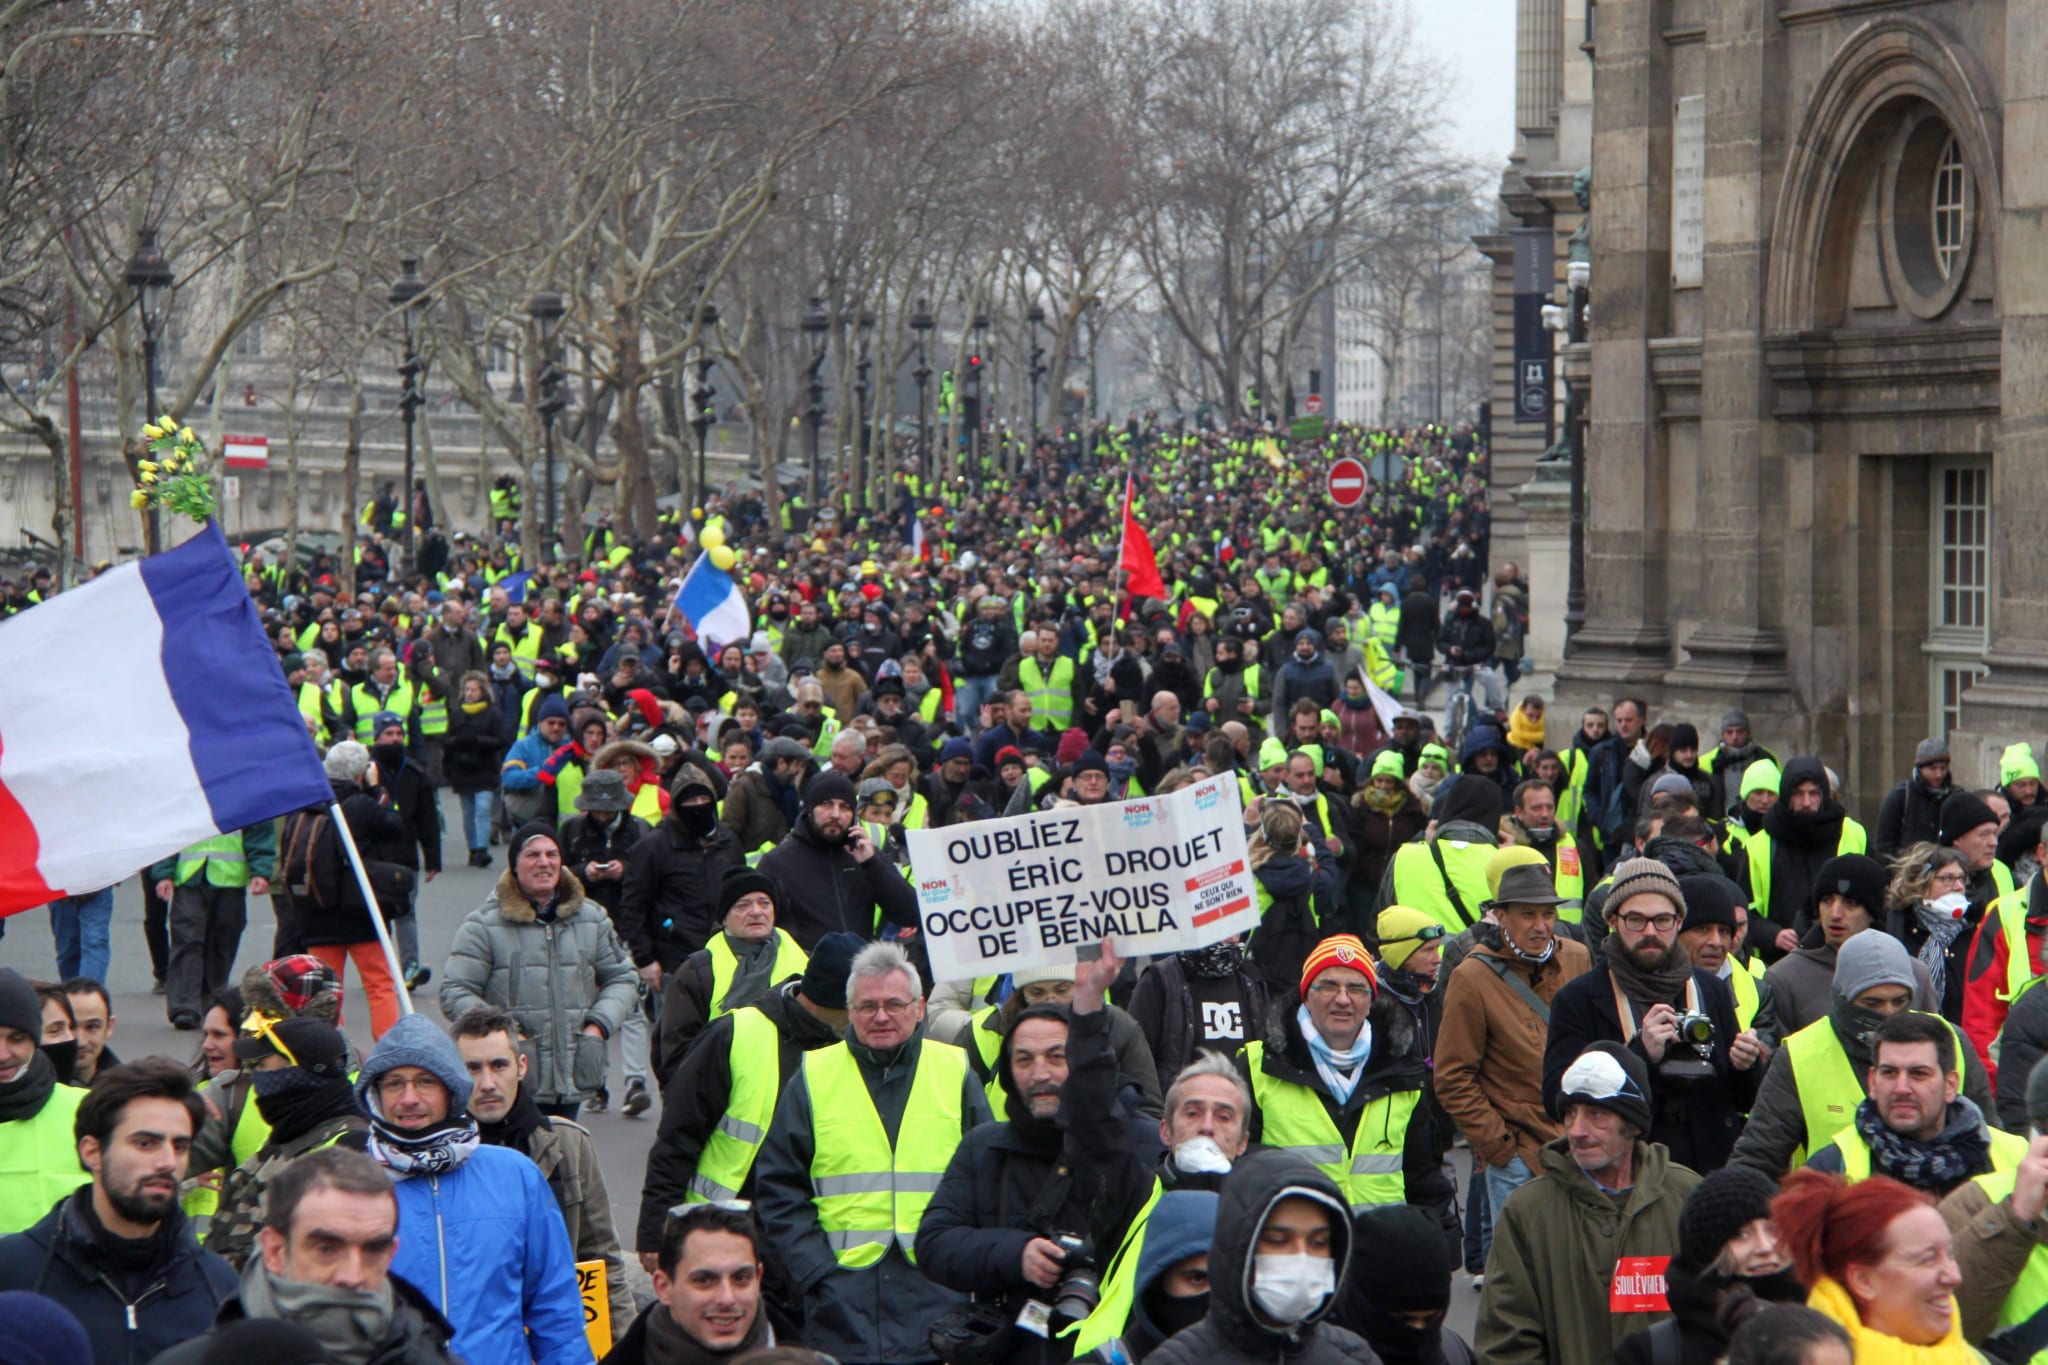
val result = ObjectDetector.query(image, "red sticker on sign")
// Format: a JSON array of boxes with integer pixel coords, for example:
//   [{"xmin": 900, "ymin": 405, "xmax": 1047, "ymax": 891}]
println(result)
[
  {"xmin": 1610, "ymin": 1257, "xmax": 1671, "ymax": 1312},
  {"xmin": 1560, "ymin": 847, "xmax": 1581, "ymax": 877}
]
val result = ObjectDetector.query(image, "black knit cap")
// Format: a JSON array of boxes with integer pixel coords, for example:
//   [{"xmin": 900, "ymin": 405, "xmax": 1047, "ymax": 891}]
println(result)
[
  {"xmin": 1813, "ymin": 853, "xmax": 1888, "ymax": 921},
  {"xmin": 716, "ymin": 868, "xmax": 780, "ymax": 921},
  {"xmin": 506, "ymin": 819, "xmax": 562, "ymax": 869},
  {"xmin": 1675, "ymin": 873, "xmax": 1741, "ymax": 933},
  {"xmin": 802, "ymin": 769, "xmax": 858, "ymax": 814},
  {"xmin": 1939, "ymin": 790, "xmax": 1999, "ymax": 846},
  {"xmin": 1350, "ymin": 1204, "xmax": 1454, "ymax": 1313},
  {"xmin": 1674, "ymin": 1166, "xmax": 1780, "ymax": 1272},
  {"xmin": 0, "ymin": 968, "xmax": 39, "ymax": 1043}
]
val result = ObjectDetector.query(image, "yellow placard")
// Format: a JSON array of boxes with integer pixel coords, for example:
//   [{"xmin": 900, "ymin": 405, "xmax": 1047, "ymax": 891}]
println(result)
[{"xmin": 577, "ymin": 1259, "xmax": 612, "ymax": 1356}]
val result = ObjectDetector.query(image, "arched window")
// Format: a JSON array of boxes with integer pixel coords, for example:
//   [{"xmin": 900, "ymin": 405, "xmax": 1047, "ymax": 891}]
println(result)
[{"xmin": 1932, "ymin": 135, "xmax": 1969, "ymax": 281}]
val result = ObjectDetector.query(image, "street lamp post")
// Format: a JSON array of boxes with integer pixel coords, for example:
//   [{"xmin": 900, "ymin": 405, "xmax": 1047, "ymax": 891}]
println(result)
[
  {"xmin": 387, "ymin": 255, "xmax": 429, "ymax": 578},
  {"xmin": 1564, "ymin": 258, "xmax": 1590, "ymax": 643},
  {"xmin": 853, "ymin": 310, "xmax": 874, "ymax": 504},
  {"xmin": 802, "ymin": 297, "xmax": 829, "ymax": 508},
  {"xmin": 525, "ymin": 290, "xmax": 567, "ymax": 558},
  {"xmin": 909, "ymin": 298, "xmax": 933, "ymax": 492},
  {"xmin": 1026, "ymin": 303, "xmax": 1046, "ymax": 456},
  {"xmin": 692, "ymin": 299, "xmax": 719, "ymax": 511},
  {"xmin": 125, "ymin": 229, "xmax": 172, "ymax": 553},
  {"xmin": 969, "ymin": 310, "xmax": 989, "ymax": 485}
]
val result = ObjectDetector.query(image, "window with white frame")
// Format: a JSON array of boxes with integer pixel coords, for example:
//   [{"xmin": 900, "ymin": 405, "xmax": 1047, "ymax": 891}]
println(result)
[
  {"xmin": 1928, "ymin": 462, "xmax": 1990, "ymax": 740},
  {"xmin": 1932, "ymin": 136, "xmax": 1968, "ymax": 282}
]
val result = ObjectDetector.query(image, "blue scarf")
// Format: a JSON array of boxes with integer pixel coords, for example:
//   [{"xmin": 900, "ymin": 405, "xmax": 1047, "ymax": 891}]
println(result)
[{"xmin": 1297, "ymin": 1004, "xmax": 1372, "ymax": 1104}]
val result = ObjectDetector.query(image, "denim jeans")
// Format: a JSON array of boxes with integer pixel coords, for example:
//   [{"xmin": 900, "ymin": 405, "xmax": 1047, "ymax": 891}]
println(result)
[
  {"xmin": 48, "ymin": 888, "xmax": 114, "ymax": 985},
  {"xmin": 458, "ymin": 790, "xmax": 494, "ymax": 850},
  {"xmin": 1483, "ymin": 1153, "xmax": 1537, "ymax": 1252},
  {"xmin": 955, "ymin": 674, "xmax": 997, "ymax": 732}
]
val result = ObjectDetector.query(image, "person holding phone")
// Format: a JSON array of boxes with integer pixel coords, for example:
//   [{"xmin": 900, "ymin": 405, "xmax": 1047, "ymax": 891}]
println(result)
[{"xmin": 757, "ymin": 771, "xmax": 922, "ymax": 949}]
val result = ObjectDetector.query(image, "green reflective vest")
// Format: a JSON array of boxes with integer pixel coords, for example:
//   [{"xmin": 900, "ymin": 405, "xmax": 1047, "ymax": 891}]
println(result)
[
  {"xmin": 1557, "ymin": 747, "xmax": 1591, "ymax": 837},
  {"xmin": 1546, "ymin": 832, "xmax": 1586, "ymax": 920},
  {"xmin": 689, "ymin": 1006, "xmax": 783, "ymax": 1203},
  {"xmin": 1367, "ymin": 600, "xmax": 1400, "ymax": 647},
  {"xmin": 1064, "ymin": 1178, "xmax": 1164, "ymax": 1355},
  {"xmin": 0, "ymin": 1083, "xmax": 87, "ymax": 1235},
  {"xmin": 1730, "ymin": 963, "xmax": 1761, "ymax": 1032},
  {"xmin": 1389, "ymin": 838, "xmax": 1497, "ymax": 935},
  {"xmin": 494, "ymin": 622, "xmax": 544, "ymax": 682},
  {"xmin": 417, "ymin": 685, "xmax": 447, "ymax": 737},
  {"xmin": 184, "ymin": 1077, "xmax": 272, "ymax": 1219},
  {"xmin": 176, "ymin": 832, "xmax": 251, "ymax": 889},
  {"xmin": 350, "ymin": 678, "xmax": 417, "ymax": 741},
  {"xmin": 967, "ymin": 1007, "xmax": 1010, "ymax": 1121},
  {"xmin": 1243, "ymin": 1041, "xmax": 1415, "ymax": 1211},
  {"xmin": 1745, "ymin": 819, "xmax": 1870, "ymax": 921},
  {"xmin": 1018, "ymin": 656, "xmax": 1076, "ymax": 734},
  {"xmin": 1994, "ymin": 884, "xmax": 2044, "ymax": 1003},
  {"xmin": 1783, "ymin": 1012, "xmax": 1973, "ymax": 1164},
  {"xmin": 297, "ymin": 681, "xmax": 328, "ymax": 739},
  {"xmin": 802, "ymin": 1039, "xmax": 968, "ymax": 1267},
  {"xmin": 706, "ymin": 932, "xmax": 810, "ymax": 1021}
]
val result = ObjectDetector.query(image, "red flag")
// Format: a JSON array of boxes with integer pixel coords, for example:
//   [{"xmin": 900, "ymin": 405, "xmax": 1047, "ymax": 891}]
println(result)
[{"xmin": 1118, "ymin": 475, "xmax": 1168, "ymax": 603}]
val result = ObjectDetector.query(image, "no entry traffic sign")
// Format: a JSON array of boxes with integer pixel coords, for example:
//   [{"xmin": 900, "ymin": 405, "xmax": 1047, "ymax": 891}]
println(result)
[
  {"xmin": 1303, "ymin": 393, "xmax": 1324, "ymax": 415},
  {"xmin": 1327, "ymin": 457, "xmax": 1367, "ymax": 507}
]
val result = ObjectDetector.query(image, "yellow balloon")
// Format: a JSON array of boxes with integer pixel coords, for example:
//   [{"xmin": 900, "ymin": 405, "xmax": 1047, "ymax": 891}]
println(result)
[
  {"xmin": 691, "ymin": 506, "xmax": 705, "ymax": 520},
  {"xmin": 710, "ymin": 545, "xmax": 736, "ymax": 571},
  {"xmin": 700, "ymin": 526, "xmax": 726, "ymax": 551}
]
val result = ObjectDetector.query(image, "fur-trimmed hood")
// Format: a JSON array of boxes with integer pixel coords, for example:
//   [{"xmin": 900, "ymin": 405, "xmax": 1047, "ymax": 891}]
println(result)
[{"xmin": 488, "ymin": 865, "xmax": 590, "ymax": 923}]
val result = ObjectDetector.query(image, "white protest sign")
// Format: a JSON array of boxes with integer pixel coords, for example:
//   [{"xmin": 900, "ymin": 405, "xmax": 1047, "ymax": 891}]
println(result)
[{"xmin": 905, "ymin": 773, "xmax": 1260, "ymax": 981}]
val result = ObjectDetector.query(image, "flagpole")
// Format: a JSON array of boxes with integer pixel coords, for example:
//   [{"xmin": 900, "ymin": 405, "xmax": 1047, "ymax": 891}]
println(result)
[{"xmin": 327, "ymin": 801, "xmax": 416, "ymax": 1018}]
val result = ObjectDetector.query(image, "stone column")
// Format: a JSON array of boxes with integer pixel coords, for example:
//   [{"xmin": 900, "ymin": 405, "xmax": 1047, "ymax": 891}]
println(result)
[
  {"xmin": 1510, "ymin": 462, "xmax": 1570, "ymax": 676},
  {"xmin": 1555, "ymin": 0, "xmax": 1674, "ymax": 697},
  {"xmin": 1952, "ymin": 4, "xmax": 2048, "ymax": 784}
]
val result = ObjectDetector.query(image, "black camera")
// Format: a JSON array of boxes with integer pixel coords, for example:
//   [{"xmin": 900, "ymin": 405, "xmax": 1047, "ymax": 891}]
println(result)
[
  {"xmin": 1050, "ymin": 1232, "xmax": 1101, "ymax": 1323},
  {"xmin": 1660, "ymin": 1010, "xmax": 1717, "ymax": 1080}
]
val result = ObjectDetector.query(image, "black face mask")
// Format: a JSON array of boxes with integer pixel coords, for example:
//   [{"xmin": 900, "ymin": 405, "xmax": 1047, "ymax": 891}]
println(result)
[
  {"xmin": 371, "ymin": 742, "xmax": 406, "ymax": 774},
  {"xmin": 1144, "ymin": 1285, "xmax": 1209, "ymax": 1340},
  {"xmin": 676, "ymin": 802, "xmax": 718, "ymax": 837},
  {"xmin": 41, "ymin": 1039, "xmax": 78, "ymax": 1086}
]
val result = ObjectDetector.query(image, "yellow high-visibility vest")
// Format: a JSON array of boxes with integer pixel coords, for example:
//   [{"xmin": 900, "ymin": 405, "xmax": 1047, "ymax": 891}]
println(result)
[{"xmin": 802, "ymin": 1040, "xmax": 968, "ymax": 1267}]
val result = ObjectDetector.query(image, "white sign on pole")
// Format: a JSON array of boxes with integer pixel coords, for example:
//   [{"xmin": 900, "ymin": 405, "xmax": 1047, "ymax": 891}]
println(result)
[
  {"xmin": 905, "ymin": 773, "xmax": 1259, "ymax": 981},
  {"xmin": 1672, "ymin": 95, "xmax": 1706, "ymax": 289},
  {"xmin": 221, "ymin": 475, "xmax": 241, "ymax": 502}
]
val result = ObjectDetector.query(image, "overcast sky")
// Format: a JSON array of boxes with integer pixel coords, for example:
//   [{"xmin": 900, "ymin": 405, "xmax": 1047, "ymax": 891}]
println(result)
[{"xmin": 1409, "ymin": 0, "xmax": 1518, "ymax": 172}]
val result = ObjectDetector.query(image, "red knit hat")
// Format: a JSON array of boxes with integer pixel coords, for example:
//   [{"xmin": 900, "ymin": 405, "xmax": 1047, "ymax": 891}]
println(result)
[{"xmin": 1299, "ymin": 934, "xmax": 1377, "ymax": 1001}]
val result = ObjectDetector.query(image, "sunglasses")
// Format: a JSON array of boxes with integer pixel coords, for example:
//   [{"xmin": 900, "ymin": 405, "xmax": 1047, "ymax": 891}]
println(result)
[{"xmin": 1382, "ymin": 924, "xmax": 1447, "ymax": 945}]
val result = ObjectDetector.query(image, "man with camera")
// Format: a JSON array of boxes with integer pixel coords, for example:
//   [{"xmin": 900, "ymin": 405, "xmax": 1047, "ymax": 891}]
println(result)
[
  {"xmin": 1541, "ymin": 858, "xmax": 1765, "ymax": 1174},
  {"xmin": 918, "ymin": 943, "xmax": 1156, "ymax": 1364}
]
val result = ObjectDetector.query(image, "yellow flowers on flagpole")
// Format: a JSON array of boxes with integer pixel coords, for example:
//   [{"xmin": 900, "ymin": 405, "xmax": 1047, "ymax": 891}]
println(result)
[{"xmin": 130, "ymin": 414, "xmax": 218, "ymax": 524}]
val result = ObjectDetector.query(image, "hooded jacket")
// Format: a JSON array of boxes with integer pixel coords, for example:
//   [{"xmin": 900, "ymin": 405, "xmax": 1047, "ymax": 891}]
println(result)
[
  {"xmin": 1760, "ymin": 927, "xmax": 1940, "ymax": 1037},
  {"xmin": 1122, "ymin": 1189, "xmax": 1221, "ymax": 1361},
  {"xmin": 0, "ymin": 1191, "xmax": 237, "ymax": 1365},
  {"xmin": 1250, "ymin": 843, "xmax": 1342, "ymax": 998},
  {"xmin": 615, "ymin": 771, "xmax": 745, "ymax": 970},
  {"xmin": 1271, "ymin": 632, "xmax": 1339, "ymax": 727},
  {"xmin": 719, "ymin": 763, "xmax": 794, "ymax": 856},
  {"xmin": 438, "ymin": 866, "xmax": 638, "ymax": 1103},
  {"xmin": 1142, "ymin": 1148, "xmax": 1378, "ymax": 1365},
  {"xmin": 756, "ymin": 780, "xmax": 919, "ymax": 949},
  {"xmin": 1451, "ymin": 727, "xmax": 1515, "ymax": 813},
  {"xmin": 1475, "ymin": 1138, "xmax": 1699, "ymax": 1365},
  {"xmin": 1876, "ymin": 770, "xmax": 1954, "ymax": 861},
  {"xmin": 1741, "ymin": 758, "xmax": 1851, "ymax": 934}
]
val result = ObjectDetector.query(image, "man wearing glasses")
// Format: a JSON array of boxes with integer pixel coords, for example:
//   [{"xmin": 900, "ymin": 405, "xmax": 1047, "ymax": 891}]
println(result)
[
  {"xmin": 754, "ymin": 940, "xmax": 991, "ymax": 1365},
  {"xmin": 1541, "ymin": 859, "xmax": 1765, "ymax": 1175},
  {"xmin": 1437, "ymin": 863, "xmax": 1594, "ymax": 1241},
  {"xmin": 1235, "ymin": 934, "xmax": 1436, "ymax": 1215}
]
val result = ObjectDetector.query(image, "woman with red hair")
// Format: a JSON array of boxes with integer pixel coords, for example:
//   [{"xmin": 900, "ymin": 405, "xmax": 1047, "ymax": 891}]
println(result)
[{"xmin": 1771, "ymin": 1168, "xmax": 1971, "ymax": 1361}]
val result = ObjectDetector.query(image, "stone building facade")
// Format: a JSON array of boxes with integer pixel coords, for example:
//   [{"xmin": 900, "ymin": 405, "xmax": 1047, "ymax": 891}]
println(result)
[{"xmin": 1551, "ymin": 0, "xmax": 2033, "ymax": 808}]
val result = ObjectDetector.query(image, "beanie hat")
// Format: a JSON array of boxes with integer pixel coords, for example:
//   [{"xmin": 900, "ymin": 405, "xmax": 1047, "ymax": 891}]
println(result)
[
  {"xmin": 2004, "ymin": 742, "xmax": 2044, "ymax": 787},
  {"xmin": 802, "ymin": 770, "xmax": 858, "ymax": 813},
  {"xmin": 1915, "ymin": 737, "xmax": 1951, "ymax": 768},
  {"xmin": 995, "ymin": 746, "xmax": 1025, "ymax": 771},
  {"xmin": 1350, "ymin": 1205, "xmax": 1454, "ymax": 1314},
  {"xmin": 1738, "ymin": 759, "xmax": 1782, "ymax": 801},
  {"xmin": 1486, "ymin": 844, "xmax": 1550, "ymax": 898},
  {"xmin": 1376, "ymin": 906, "xmax": 1442, "ymax": 970},
  {"xmin": 1673, "ymin": 1166, "xmax": 1781, "ymax": 1272},
  {"xmin": 1073, "ymin": 749, "xmax": 1111, "ymax": 780},
  {"xmin": 507, "ymin": 820, "xmax": 562, "ymax": 868},
  {"xmin": 355, "ymin": 1012, "xmax": 474, "ymax": 1115},
  {"xmin": 0, "ymin": 1291, "xmax": 93, "ymax": 1365},
  {"xmin": 1554, "ymin": 1040, "xmax": 1654, "ymax": 1133},
  {"xmin": 1674, "ymin": 874, "xmax": 1741, "ymax": 933},
  {"xmin": 1370, "ymin": 749, "xmax": 1407, "ymax": 781},
  {"xmin": 1257, "ymin": 736, "xmax": 1289, "ymax": 770},
  {"xmin": 939, "ymin": 736, "xmax": 973, "ymax": 765},
  {"xmin": 369, "ymin": 710, "xmax": 404, "ymax": 739},
  {"xmin": 1718, "ymin": 709, "xmax": 1750, "ymax": 734},
  {"xmin": 2026, "ymin": 1053, "xmax": 2048, "ymax": 1129},
  {"xmin": 1939, "ymin": 791, "xmax": 1999, "ymax": 846},
  {"xmin": 1010, "ymin": 964, "xmax": 1071, "ymax": 990},
  {"xmin": 1294, "ymin": 744, "xmax": 1325, "ymax": 773},
  {"xmin": 716, "ymin": 868, "xmax": 779, "ymax": 922},
  {"xmin": 1650, "ymin": 772, "xmax": 1700, "ymax": 804},
  {"xmin": 533, "ymin": 693, "xmax": 571, "ymax": 724},
  {"xmin": 1670, "ymin": 722, "xmax": 1700, "ymax": 752},
  {"xmin": 1813, "ymin": 853, "xmax": 1888, "ymax": 922},
  {"xmin": 800, "ymin": 932, "xmax": 865, "ymax": 1011},
  {"xmin": 1056, "ymin": 728, "xmax": 1092, "ymax": 766},
  {"xmin": 1300, "ymin": 934, "xmax": 1376, "ymax": 1002},
  {"xmin": 1606, "ymin": 857, "xmax": 1688, "ymax": 922},
  {"xmin": 0, "ymin": 969, "xmax": 39, "ymax": 1043},
  {"xmin": 1832, "ymin": 929, "xmax": 1916, "ymax": 1004}
]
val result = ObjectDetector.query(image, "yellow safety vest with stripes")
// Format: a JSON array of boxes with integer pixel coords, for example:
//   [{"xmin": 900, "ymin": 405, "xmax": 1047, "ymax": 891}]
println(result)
[
  {"xmin": 1744, "ymin": 819, "xmax": 1870, "ymax": 920},
  {"xmin": 1018, "ymin": 656, "xmax": 1076, "ymax": 733},
  {"xmin": 1991, "ymin": 880, "xmax": 2039, "ymax": 1003},
  {"xmin": 175, "ymin": 832, "xmax": 250, "ymax": 889},
  {"xmin": 494, "ymin": 622, "xmax": 544, "ymax": 681},
  {"xmin": 688, "ymin": 1006, "xmax": 783, "ymax": 1203},
  {"xmin": 1064, "ymin": 1178, "xmax": 1165, "ymax": 1355},
  {"xmin": 1242, "ymin": 1041, "xmax": 1415, "ymax": 1212},
  {"xmin": 417, "ymin": 684, "xmax": 447, "ymax": 737},
  {"xmin": 706, "ymin": 932, "xmax": 810, "ymax": 1021},
  {"xmin": 802, "ymin": 1039, "xmax": 969, "ymax": 1267}
]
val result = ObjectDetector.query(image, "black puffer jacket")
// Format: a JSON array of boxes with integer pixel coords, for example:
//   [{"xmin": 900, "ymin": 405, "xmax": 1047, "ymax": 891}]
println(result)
[
  {"xmin": 441, "ymin": 701, "xmax": 507, "ymax": 795},
  {"xmin": 756, "ymin": 810, "xmax": 919, "ymax": 949},
  {"xmin": 1143, "ymin": 1148, "xmax": 1380, "ymax": 1365},
  {"xmin": 614, "ymin": 804, "xmax": 744, "ymax": 970}
]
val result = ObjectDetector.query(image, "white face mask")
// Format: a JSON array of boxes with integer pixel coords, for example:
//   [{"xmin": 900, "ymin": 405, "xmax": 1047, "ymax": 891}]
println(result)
[
  {"xmin": 1929, "ymin": 890, "xmax": 1970, "ymax": 919},
  {"xmin": 1250, "ymin": 1253, "xmax": 1335, "ymax": 1325},
  {"xmin": 1172, "ymin": 1136, "xmax": 1233, "ymax": 1176}
]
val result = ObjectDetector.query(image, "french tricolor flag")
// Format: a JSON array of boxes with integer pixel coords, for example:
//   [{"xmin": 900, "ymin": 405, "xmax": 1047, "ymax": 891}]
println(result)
[{"xmin": 0, "ymin": 523, "xmax": 331, "ymax": 915}]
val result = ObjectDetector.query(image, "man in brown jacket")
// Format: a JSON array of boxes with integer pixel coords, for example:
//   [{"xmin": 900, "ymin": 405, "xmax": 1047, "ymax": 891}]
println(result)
[
  {"xmin": 1436, "ymin": 861, "xmax": 1592, "ymax": 1238},
  {"xmin": 1939, "ymin": 1052, "xmax": 2048, "ymax": 1345}
]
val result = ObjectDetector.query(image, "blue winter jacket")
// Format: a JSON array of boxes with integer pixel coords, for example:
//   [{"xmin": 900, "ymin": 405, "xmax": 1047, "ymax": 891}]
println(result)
[
  {"xmin": 387, "ymin": 1143, "xmax": 594, "ymax": 1365},
  {"xmin": 502, "ymin": 719, "xmax": 563, "ymax": 792}
]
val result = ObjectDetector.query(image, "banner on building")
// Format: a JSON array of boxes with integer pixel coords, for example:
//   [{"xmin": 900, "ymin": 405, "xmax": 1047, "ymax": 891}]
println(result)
[
  {"xmin": 906, "ymin": 774, "xmax": 1259, "ymax": 980},
  {"xmin": 1511, "ymin": 227, "xmax": 1554, "ymax": 426}
]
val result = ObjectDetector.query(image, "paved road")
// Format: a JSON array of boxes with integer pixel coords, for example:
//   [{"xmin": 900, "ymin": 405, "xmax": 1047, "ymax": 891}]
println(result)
[{"xmin": 0, "ymin": 786, "xmax": 1487, "ymax": 1342}]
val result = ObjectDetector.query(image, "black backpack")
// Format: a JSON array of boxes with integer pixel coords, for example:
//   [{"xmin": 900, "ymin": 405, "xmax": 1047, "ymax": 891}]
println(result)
[{"xmin": 280, "ymin": 806, "xmax": 346, "ymax": 910}]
